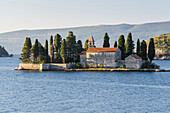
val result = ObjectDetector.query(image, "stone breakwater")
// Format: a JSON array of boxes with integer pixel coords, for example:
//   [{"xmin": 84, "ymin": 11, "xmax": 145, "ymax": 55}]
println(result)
[{"xmin": 15, "ymin": 63, "xmax": 170, "ymax": 72}]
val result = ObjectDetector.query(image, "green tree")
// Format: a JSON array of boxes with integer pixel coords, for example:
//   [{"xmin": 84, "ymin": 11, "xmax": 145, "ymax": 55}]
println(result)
[
  {"xmin": 49, "ymin": 44, "xmax": 54, "ymax": 63},
  {"xmin": 38, "ymin": 41, "xmax": 45, "ymax": 63},
  {"xmin": 103, "ymin": 33, "xmax": 110, "ymax": 47},
  {"xmin": 20, "ymin": 37, "xmax": 32, "ymax": 63},
  {"xmin": 74, "ymin": 40, "xmax": 83, "ymax": 63},
  {"xmin": 114, "ymin": 41, "xmax": 117, "ymax": 47},
  {"xmin": 31, "ymin": 39, "xmax": 39, "ymax": 61},
  {"xmin": 148, "ymin": 38, "xmax": 155, "ymax": 62},
  {"xmin": 84, "ymin": 39, "xmax": 89, "ymax": 50},
  {"xmin": 140, "ymin": 40, "xmax": 147, "ymax": 60},
  {"xmin": 60, "ymin": 39, "xmax": 67, "ymax": 63},
  {"xmin": 125, "ymin": 32, "xmax": 134, "ymax": 56},
  {"xmin": 50, "ymin": 35, "xmax": 53, "ymax": 45},
  {"xmin": 136, "ymin": 39, "xmax": 140, "ymax": 56},
  {"xmin": 44, "ymin": 39, "xmax": 49, "ymax": 62},
  {"xmin": 66, "ymin": 31, "xmax": 76, "ymax": 62},
  {"xmin": 118, "ymin": 35, "xmax": 126, "ymax": 60},
  {"xmin": 54, "ymin": 51, "xmax": 62, "ymax": 63},
  {"xmin": 28, "ymin": 38, "xmax": 32, "ymax": 49},
  {"xmin": 54, "ymin": 34, "xmax": 62, "ymax": 53},
  {"xmin": 77, "ymin": 40, "xmax": 83, "ymax": 53}
]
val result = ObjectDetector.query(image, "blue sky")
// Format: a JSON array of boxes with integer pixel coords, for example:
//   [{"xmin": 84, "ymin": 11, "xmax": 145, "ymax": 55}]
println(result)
[{"xmin": 0, "ymin": 0, "xmax": 169, "ymax": 33}]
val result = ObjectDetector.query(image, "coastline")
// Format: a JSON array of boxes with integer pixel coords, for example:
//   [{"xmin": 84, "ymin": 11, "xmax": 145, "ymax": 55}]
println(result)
[{"xmin": 14, "ymin": 68, "xmax": 170, "ymax": 72}]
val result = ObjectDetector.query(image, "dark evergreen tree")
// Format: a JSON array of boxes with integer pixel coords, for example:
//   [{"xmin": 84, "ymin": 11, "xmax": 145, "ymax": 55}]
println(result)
[
  {"xmin": 44, "ymin": 39, "xmax": 49, "ymax": 63},
  {"xmin": 28, "ymin": 38, "xmax": 32, "ymax": 49},
  {"xmin": 49, "ymin": 44, "xmax": 54, "ymax": 63},
  {"xmin": 118, "ymin": 35, "xmax": 126, "ymax": 60},
  {"xmin": 84, "ymin": 39, "xmax": 89, "ymax": 51},
  {"xmin": 125, "ymin": 32, "xmax": 134, "ymax": 56},
  {"xmin": 66, "ymin": 31, "xmax": 76, "ymax": 62},
  {"xmin": 45, "ymin": 40, "xmax": 48, "ymax": 57},
  {"xmin": 60, "ymin": 39, "xmax": 67, "ymax": 63},
  {"xmin": 50, "ymin": 35, "xmax": 53, "ymax": 45},
  {"xmin": 20, "ymin": 37, "xmax": 32, "ymax": 63},
  {"xmin": 114, "ymin": 41, "xmax": 117, "ymax": 47},
  {"xmin": 140, "ymin": 40, "xmax": 147, "ymax": 60},
  {"xmin": 103, "ymin": 33, "xmax": 110, "ymax": 47},
  {"xmin": 54, "ymin": 34, "xmax": 62, "ymax": 52},
  {"xmin": 136, "ymin": 39, "xmax": 140, "ymax": 56},
  {"xmin": 54, "ymin": 50, "xmax": 62, "ymax": 63},
  {"xmin": 77, "ymin": 40, "xmax": 83, "ymax": 53},
  {"xmin": 148, "ymin": 38, "xmax": 155, "ymax": 62},
  {"xmin": 74, "ymin": 40, "xmax": 83, "ymax": 63},
  {"xmin": 38, "ymin": 41, "xmax": 45, "ymax": 62},
  {"xmin": 31, "ymin": 39, "xmax": 39, "ymax": 61}
]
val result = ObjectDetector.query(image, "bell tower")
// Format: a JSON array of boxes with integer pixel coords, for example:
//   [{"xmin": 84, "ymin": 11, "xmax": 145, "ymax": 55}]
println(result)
[{"xmin": 88, "ymin": 34, "xmax": 95, "ymax": 47}]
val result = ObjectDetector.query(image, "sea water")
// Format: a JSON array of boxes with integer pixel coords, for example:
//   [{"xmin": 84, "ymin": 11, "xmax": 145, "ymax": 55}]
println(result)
[{"xmin": 0, "ymin": 55, "xmax": 170, "ymax": 112}]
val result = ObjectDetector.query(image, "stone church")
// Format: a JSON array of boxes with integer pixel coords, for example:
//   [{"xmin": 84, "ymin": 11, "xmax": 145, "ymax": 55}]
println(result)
[
  {"xmin": 80, "ymin": 35, "xmax": 121, "ymax": 67},
  {"xmin": 80, "ymin": 34, "xmax": 143, "ymax": 69}
]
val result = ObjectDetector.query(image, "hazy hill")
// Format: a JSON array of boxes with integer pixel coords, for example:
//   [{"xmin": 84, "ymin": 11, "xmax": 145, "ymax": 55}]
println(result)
[{"xmin": 0, "ymin": 21, "xmax": 170, "ymax": 54}]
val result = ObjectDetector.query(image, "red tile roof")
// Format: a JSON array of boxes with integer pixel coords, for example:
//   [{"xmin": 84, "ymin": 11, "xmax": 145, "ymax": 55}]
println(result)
[
  {"xmin": 132, "ymin": 55, "xmax": 142, "ymax": 59},
  {"xmin": 87, "ymin": 47, "xmax": 119, "ymax": 52},
  {"xmin": 81, "ymin": 51, "xmax": 86, "ymax": 55}
]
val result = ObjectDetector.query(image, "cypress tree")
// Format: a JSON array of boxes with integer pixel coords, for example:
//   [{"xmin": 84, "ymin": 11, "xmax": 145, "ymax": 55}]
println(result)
[
  {"xmin": 66, "ymin": 31, "xmax": 76, "ymax": 62},
  {"xmin": 148, "ymin": 38, "xmax": 155, "ymax": 62},
  {"xmin": 28, "ymin": 38, "xmax": 32, "ymax": 49},
  {"xmin": 137, "ymin": 39, "xmax": 140, "ymax": 56},
  {"xmin": 114, "ymin": 41, "xmax": 117, "ymax": 47},
  {"xmin": 125, "ymin": 32, "xmax": 134, "ymax": 56},
  {"xmin": 118, "ymin": 35, "xmax": 126, "ymax": 60},
  {"xmin": 84, "ymin": 39, "xmax": 89, "ymax": 51},
  {"xmin": 49, "ymin": 44, "xmax": 54, "ymax": 63},
  {"xmin": 54, "ymin": 34, "xmax": 62, "ymax": 52},
  {"xmin": 50, "ymin": 35, "xmax": 53, "ymax": 45},
  {"xmin": 103, "ymin": 33, "xmax": 110, "ymax": 47},
  {"xmin": 21, "ymin": 37, "xmax": 32, "ymax": 63},
  {"xmin": 60, "ymin": 39, "xmax": 67, "ymax": 63},
  {"xmin": 31, "ymin": 39, "xmax": 39, "ymax": 61},
  {"xmin": 38, "ymin": 41, "xmax": 45, "ymax": 62},
  {"xmin": 49, "ymin": 35, "xmax": 54, "ymax": 63},
  {"xmin": 140, "ymin": 40, "xmax": 147, "ymax": 60},
  {"xmin": 44, "ymin": 40, "xmax": 49, "ymax": 63},
  {"xmin": 77, "ymin": 40, "xmax": 83, "ymax": 52},
  {"xmin": 45, "ymin": 40, "xmax": 48, "ymax": 57}
]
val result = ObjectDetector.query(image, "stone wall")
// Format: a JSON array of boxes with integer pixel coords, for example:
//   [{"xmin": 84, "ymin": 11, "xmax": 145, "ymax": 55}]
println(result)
[
  {"xmin": 19, "ymin": 63, "xmax": 75, "ymax": 71},
  {"xmin": 125, "ymin": 57, "xmax": 143, "ymax": 69},
  {"xmin": 19, "ymin": 64, "xmax": 41, "ymax": 70},
  {"xmin": 80, "ymin": 55, "xmax": 86, "ymax": 65},
  {"xmin": 86, "ymin": 52, "xmax": 118, "ymax": 67}
]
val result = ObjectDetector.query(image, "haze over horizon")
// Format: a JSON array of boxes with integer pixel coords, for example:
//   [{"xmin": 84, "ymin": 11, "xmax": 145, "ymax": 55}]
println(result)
[{"xmin": 0, "ymin": 0, "xmax": 170, "ymax": 33}]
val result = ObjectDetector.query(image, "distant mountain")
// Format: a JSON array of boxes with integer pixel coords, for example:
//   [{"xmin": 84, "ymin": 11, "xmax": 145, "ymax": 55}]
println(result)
[{"xmin": 0, "ymin": 21, "xmax": 170, "ymax": 54}]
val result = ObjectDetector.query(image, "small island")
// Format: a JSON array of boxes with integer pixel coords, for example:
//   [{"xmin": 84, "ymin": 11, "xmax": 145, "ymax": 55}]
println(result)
[
  {"xmin": 0, "ymin": 46, "xmax": 13, "ymax": 57},
  {"xmin": 15, "ymin": 31, "xmax": 169, "ymax": 72}
]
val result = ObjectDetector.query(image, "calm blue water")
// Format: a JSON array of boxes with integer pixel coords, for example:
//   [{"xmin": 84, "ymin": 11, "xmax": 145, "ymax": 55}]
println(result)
[{"xmin": 0, "ymin": 55, "xmax": 170, "ymax": 112}]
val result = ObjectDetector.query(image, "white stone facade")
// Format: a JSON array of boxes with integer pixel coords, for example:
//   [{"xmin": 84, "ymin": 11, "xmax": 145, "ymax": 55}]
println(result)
[
  {"xmin": 125, "ymin": 55, "xmax": 143, "ymax": 69},
  {"xmin": 80, "ymin": 48, "xmax": 121, "ymax": 67}
]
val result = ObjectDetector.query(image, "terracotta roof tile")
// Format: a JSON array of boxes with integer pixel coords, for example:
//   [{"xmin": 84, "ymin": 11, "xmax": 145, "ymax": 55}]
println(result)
[
  {"xmin": 81, "ymin": 51, "xmax": 86, "ymax": 55},
  {"xmin": 87, "ymin": 47, "xmax": 119, "ymax": 52},
  {"xmin": 132, "ymin": 55, "xmax": 142, "ymax": 59}
]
